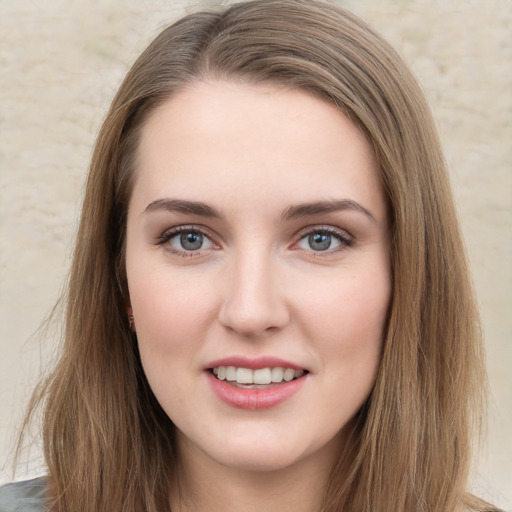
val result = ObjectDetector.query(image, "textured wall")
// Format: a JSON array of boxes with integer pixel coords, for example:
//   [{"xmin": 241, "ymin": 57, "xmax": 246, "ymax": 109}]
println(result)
[{"xmin": 0, "ymin": 0, "xmax": 510, "ymax": 507}]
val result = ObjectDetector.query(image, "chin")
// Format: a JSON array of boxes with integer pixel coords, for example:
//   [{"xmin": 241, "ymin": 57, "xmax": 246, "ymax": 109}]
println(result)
[
  {"xmin": 199, "ymin": 427, "xmax": 341, "ymax": 475},
  {"xmin": 211, "ymin": 446, "xmax": 307, "ymax": 473}
]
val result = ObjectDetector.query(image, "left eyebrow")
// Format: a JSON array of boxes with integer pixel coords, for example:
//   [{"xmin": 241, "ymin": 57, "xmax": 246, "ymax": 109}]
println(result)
[
  {"xmin": 281, "ymin": 199, "xmax": 376, "ymax": 222},
  {"xmin": 144, "ymin": 198, "xmax": 223, "ymax": 218}
]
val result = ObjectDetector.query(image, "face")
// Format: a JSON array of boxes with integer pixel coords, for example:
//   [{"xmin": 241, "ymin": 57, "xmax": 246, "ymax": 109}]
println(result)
[{"xmin": 125, "ymin": 81, "xmax": 390, "ymax": 474}]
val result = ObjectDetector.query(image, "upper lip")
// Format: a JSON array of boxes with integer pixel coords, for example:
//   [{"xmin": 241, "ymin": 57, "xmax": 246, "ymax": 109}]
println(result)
[{"xmin": 205, "ymin": 356, "xmax": 307, "ymax": 371}]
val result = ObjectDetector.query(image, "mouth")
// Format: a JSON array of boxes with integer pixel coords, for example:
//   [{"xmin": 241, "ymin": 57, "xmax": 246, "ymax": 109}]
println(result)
[
  {"xmin": 205, "ymin": 357, "xmax": 309, "ymax": 409},
  {"xmin": 210, "ymin": 366, "xmax": 307, "ymax": 388}
]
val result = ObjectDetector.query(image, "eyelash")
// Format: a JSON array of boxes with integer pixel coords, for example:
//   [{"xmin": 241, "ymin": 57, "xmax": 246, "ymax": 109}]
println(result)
[
  {"xmin": 155, "ymin": 225, "xmax": 217, "ymax": 257},
  {"xmin": 154, "ymin": 225, "xmax": 353, "ymax": 257},
  {"xmin": 294, "ymin": 226, "xmax": 353, "ymax": 256}
]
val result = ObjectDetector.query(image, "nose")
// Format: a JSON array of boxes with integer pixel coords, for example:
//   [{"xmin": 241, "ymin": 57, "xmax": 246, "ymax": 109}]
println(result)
[{"xmin": 218, "ymin": 250, "xmax": 290, "ymax": 337}]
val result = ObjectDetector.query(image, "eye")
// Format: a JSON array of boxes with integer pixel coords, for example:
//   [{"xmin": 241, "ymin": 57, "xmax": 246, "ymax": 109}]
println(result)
[
  {"xmin": 172, "ymin": 231, "xmax": 211, "ymax": 251},
  {"xmin": 156, "ymin": 226, "xmax": 215, "ymax": 254},
  {"xmin": 295, "ymin": 227, "xmax": 351, "ymax": 253}
]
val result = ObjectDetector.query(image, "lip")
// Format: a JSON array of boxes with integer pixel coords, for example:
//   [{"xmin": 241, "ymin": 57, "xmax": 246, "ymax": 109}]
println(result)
[
  {"xmin": 205, "ymin": 356, "xmax": 306, "ymax": 371},
  {"xmin": 206, "ymin": 371, "xmax": 307, "ymax": 410},
  {"xmin": 204, "ymin": 356, "xmax": 309, "ymax": 411}
]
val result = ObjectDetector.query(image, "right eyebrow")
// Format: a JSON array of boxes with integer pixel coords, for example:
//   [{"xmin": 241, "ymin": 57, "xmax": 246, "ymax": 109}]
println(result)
[
  {"xmin": 144, "ymin": 198, "xmax": 224, "ymax": 219},
  {"xmin": 281, "ymin": 199, "xmax": 376, "ymax": 223}
]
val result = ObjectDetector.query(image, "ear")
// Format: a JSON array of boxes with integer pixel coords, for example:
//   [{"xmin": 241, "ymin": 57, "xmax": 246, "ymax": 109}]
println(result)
[{"xmin": 127, "ymin": 306, "xmax": 136, "ymax": 332}]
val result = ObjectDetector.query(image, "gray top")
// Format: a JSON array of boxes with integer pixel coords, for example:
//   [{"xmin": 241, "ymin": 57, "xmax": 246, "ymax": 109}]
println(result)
[
  {"xmin": 0, "ymin": 477, "xmax": 507, "ymax": 512},
  {"xmin": 0, "ymin": 478, "xmax": 47, "ymax": 512}
]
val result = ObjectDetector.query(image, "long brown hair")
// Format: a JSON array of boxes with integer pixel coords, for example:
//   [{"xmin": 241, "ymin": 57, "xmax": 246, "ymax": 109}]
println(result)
[{"xmin": 21, "ymin": 1, "xmax": 495, "ymax": 510}]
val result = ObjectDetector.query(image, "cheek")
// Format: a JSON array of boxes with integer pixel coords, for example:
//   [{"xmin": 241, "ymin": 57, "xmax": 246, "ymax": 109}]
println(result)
[
  {"xmin": 299, "ymin": 266, "xmax": 390, "ymax": 347},
  {"xmin": 297, "ymin": 263, "xmax": 390, "ymax": 403},
  {"xmin": 128, "ymin": 265, "xmax": 217, "ymax": 348},
  {"xmin": 129, "ymin": 272, "xmax": 209, "ymax": 410}
]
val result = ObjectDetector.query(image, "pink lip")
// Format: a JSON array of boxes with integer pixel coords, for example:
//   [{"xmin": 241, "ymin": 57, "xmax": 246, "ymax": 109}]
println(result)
[
  {"xmin": 205, "ymin": 373, "xmax": 308, "ymax": 412},
  {"xmin": 204, "ymin": 356, "xmax": 309, "ymax": 410},
  {"xmin": 205, "ymin": 356, "xmax": 305, "ymax": 371}
]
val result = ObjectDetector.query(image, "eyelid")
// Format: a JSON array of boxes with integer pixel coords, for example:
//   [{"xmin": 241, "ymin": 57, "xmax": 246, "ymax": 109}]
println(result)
[
  {"xmin": 154, "ymin": 223, "xmax": 352, "ymax": 257},
  {"xmin": 155, "ymin": 224, "xmax": 221, "ymax": 255},
  {"xmin": 292, "ymin": 225, "xmax": 353, "ymax": 253}
]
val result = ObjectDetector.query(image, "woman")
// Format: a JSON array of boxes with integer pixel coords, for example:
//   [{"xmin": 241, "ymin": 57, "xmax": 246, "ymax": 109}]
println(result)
[{"xmin": 0, "ymin": 0, "xmax": 500, "ymax": 511}]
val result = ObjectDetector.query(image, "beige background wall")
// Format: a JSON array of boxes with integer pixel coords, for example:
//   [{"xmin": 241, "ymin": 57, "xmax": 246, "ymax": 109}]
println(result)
[{"xmin": 0, "ymin": 0, "xmax": 510, "ymax": 507}]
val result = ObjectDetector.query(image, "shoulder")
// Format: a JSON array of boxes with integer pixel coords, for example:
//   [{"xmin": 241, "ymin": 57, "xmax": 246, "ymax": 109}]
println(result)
[{"xmin": 0, "ymin": 477, "xmax": 48, "ymax": 512}]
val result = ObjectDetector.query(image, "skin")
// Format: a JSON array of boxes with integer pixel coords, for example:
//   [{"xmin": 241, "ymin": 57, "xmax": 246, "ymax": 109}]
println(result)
[{"xmin": 125, "ymin": 80, "xmax": 391, "ymax": 512}]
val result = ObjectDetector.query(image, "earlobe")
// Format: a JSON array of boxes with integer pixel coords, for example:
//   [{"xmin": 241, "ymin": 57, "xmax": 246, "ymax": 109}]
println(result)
[{"xmin": 127, "ymin": 306, "xmax": 136, "ymax": 332}]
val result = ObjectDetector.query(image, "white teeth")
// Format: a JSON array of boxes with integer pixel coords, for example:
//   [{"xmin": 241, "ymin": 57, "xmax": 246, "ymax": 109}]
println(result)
[
  {"xmin": 225, "ymin": 366, "xmax": 237, "ymax": 381},
  {"xmin": 271, "ymin": 367, "xmax": 284, "ymax": 382},
  {"xmin": 283, "ymin": 368, "xmax": 295, "ymax": 381},
  {"xmin": 212, "ymin": 366, "xmax": 305, "ymax": 384},
  {"xmin": 236, "ymin": 367, "xmax": 253, "ymax": 384},
  {"xmin": 253, "ymin": 368, "xmax": 272, "ymax": 385}
]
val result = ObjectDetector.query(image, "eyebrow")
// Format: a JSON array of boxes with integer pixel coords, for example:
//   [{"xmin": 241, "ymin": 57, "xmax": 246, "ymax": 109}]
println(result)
[
  {"xmin": 281, "ymin": 199, "xmax": 376, "ymax": 222},
  {"xmin": 144, "ymin": 198, "xmax": 223, "ymax": 218},
  {"xmin": 144, "ymin": 197, "xmax": 375, "ymax": 222}
]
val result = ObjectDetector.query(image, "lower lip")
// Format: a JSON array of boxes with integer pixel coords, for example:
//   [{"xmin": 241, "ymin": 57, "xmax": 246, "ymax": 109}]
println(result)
[{"xmin": 206, "ymin": 372, "xmax": 307, "ymax": 410}]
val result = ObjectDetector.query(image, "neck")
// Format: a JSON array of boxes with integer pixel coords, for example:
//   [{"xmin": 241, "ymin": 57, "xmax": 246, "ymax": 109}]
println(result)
[{"xmin": 169, "ymin": 433, "xmax": 343, "ymax": 512}]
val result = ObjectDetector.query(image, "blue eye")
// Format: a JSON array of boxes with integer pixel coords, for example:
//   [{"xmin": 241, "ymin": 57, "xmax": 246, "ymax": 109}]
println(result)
[
  {"xmin": 296, "ymin": 229, "xmax": 350, "ymax": 252},
  {"xmin": 177, "ymin": 231, "xmax": 205, "ymax": 251},
  {"xmin": 158, "ymin": 228, "xmax": 214, "ymax": 253}
]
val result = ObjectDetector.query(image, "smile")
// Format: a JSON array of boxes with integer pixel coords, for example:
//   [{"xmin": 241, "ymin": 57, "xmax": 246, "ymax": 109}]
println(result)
[
  {"xmin": 206, "ymin": 364, "xmax": 308, "ymax": 410},
  {"xmin": 212, "ymin": 366, "xmax": 305, "ymax": 386}
]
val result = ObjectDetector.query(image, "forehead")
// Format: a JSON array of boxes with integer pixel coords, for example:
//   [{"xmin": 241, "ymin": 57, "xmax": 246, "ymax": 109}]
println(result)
[{"xmin": 131, "ymin": 80, "xmax": 384, "ymax": 220}]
